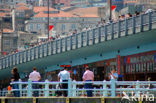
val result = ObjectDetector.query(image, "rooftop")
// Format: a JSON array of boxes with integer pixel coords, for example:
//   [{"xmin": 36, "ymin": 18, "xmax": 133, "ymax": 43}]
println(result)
[
  {"xmin": 33, "ymin": 6, "xmax": 57, "ymax": 13},
  {"xmin": 65, "ymin": 7, "xmax": 100, "ymax": 18},
  {"xmin": 16, "ymin": 6, "xmax": 30, "ymax": 11},
  {"xmin": 2, "ymin": 29, "xmax": 14, "ymax": 33}
]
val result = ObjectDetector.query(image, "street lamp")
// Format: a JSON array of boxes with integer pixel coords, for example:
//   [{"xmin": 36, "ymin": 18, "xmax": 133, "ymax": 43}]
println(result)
[
  {"xmin": 109, "ymin": 0, "xmax": 112, "ymax": 22},
  {"xmin": 0, "ymin": 17, "xmax": 3, "ymax": 56},
  {"xmin": 48, "ymin": 0, "xmax": 50, "ymax": 39}
]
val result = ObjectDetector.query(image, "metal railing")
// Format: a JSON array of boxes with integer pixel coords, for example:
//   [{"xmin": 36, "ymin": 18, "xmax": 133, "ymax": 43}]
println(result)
[
  {"xmin": 0, "ymin": 11, "xmax": 156, "ymax": 70},
  {"xmin": 8, "ymin": 79, "xmax": 156, "ymax": 97}
]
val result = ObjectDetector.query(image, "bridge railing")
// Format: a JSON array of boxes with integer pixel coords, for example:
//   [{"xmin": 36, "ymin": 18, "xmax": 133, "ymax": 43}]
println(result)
[
  {"xmin": 9, "ymin": 79, "xmax": 156, "ymax": 97},
  {"xmin": 0, "ymin": 11, "xmax": 156, "ymax": 70}
]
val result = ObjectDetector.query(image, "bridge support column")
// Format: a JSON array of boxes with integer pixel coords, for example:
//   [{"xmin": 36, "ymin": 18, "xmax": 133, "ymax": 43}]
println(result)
[
  {"xmin": 101, "ymin": 98, "xmax": 105, "ymax": 103},
  {"xmin": 33, "ymin": 97, "xmax": 36, "ymax": 103},
  {"xmin": 1, "ymin": 98, "xmax": 5, "ymax": 103}
]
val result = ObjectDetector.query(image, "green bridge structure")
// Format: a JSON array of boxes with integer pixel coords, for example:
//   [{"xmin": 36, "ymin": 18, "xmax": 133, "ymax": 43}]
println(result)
[{"xmin": 0, "ymin": 11, "xmax": 156, "ymax": 103}]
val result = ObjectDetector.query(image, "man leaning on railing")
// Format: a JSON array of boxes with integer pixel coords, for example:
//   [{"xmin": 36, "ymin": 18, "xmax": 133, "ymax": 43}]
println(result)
[
  {"xmin": 82, "ymin": 65, "xmax": 94, "ymax": 97},
  {"xmin": 29, "ymin": 67, "xmax": 41, "ymax": 97}
]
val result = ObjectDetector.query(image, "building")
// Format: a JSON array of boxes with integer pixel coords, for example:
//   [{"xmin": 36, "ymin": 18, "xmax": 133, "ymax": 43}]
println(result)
[
  {"xmin": 17, "ymin": 31, "xmax": 38, "ymax": 51},
  {"xmin": 124, "ymin": 0, "xmax": 156, "ymax": 10},
  {"xmin": 1, "ymin": 29, "xmax": 18, "ymax": 54},
  {"xmin": 25, "ymin": 6, "xmax": 101, "ymax": 36},
  {"xmin": 14, "ymin": 3, "xmax": 33, "ymax": 31}
]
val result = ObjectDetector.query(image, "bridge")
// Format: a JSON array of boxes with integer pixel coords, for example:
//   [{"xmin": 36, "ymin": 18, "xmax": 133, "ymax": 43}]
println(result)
[{"xmin": 0, "ymin": 11, "xmax": 156, "ymax": 79}]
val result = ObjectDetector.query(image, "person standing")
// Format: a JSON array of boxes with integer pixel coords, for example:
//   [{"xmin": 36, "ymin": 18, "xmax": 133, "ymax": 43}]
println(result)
[
  {"xmin": 29, "ymin": 67, "xmax": 41, "ymax": 97},
  {"xmin": 58, "ymin": 66, "xmax": 70, "ymax": 97},
  {"xmin": 82, "ymin": 66, "xmax": 94, "ymax": 97},
  {"xmin": 109, "ymin": 68, "xmax": 118, "ymax": 81},
  {"xmin": 11, "ymin": 67, "xmax": 20, "ymax": 97}
]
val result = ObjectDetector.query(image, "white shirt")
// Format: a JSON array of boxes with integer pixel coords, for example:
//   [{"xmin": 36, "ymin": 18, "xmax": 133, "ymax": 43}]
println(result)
[
  {"xmin": 58, "ymin": 70, "xmax": 70, "ymax": 81},
  {"xmin": 29, "ymin": 71, "xmax": 41, "ymax": 81},
  {"xmin": 110, "ymin": 72, "xmax": 118, "ymax": 80}
]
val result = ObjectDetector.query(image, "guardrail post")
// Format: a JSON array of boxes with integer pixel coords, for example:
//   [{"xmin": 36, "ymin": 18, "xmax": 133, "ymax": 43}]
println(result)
[
  {"xmin": 136, "ymin": 80, "xmax": 140, "ymax": 98},
  {"xmin": 148, "ymin": 12, "xmax": 152, "ymax": 30},
  {"xmin": 51, "ymin": 41, "xmax": 53, "ymax": 55},
  {"xmin": 86, "ymin": 31, "xmax": 89, "ymax": 46},
  {"xmin": 42, "ymin": 44, "xmax": 44, "ymax": 57},
  {"xmin": 133, "ymin": 16, "xmax": 136, "ymax": 34},
  {"xmin": 18, "ymin": 53, "xmax": 20, "ymax": 64},
  {"xmin": 44, "ymin": 80, "xmax": 49, "ymax": 97},
  {"xmin": 81, "ymin": 32, "xmax": 83, "ymax": 47},
  {"xmin": 60, "ymin": 39, "xmax": 62, "ymax": 53},
  {"xmin": 46, "ymin": 43, "xmax": 49, "ymax": 56},
  {"xmin": 140, "ymin": 14, "xmax": 144, "ymax": 32},
  {"xmin": 75, "ymin": 34, "xmax": 78, "ymax": 49},
  {"xmin": 19, "ymin": 79, "xmax": 22, "ymax": 97},
  {"xmin": 34, "ymin": 47, "xmax": 36, "ymax": 59},
  {"xmin": 15, "ymin": 54, "xmax": 17, "ymax": 65},
  {"xmin": 27, "ymin": 79, "xmax": 32, "ymax": 97},
  {"xmin": 30, "ymin": 49, "xmax": 32, "ymax": 61},
  {"xmin": 26, "ymin": 50, "xmax": 28, "ymax": 62},
  {"xmin": 118, "ymin": 20, "xmax": 121, "ymax": 38},
  {"xmin": 1, "ymin": 59, "xmax": 3, "ymax": 69},
  {"xmin": 68, "ymin": 78, "xmax": 72, "ymax": 97},
  {"xmin": 56, "ymin": 40, "xmax": 58, "ymax": 54},
  {"xmin": 103, "ymin": 80, "xmax": 107, "ymax": 97},
  {"xmin": 125, "ymin": 19, "xmax": 128, "ymax": 36},
  {"xmin": 111, "ymin": 23, "xmax": 114, "ymax": 39},
  {"xmin": 98, "ymin": 27, "xmax": 101, "ymax": 43},
  {"xmin": 65, "ymin": 37, "xmax": 68, "ymax": 51},
  {"xmin": 70, "ymin": 36, "xmax": 72, "ymax": 50},
  {"xmin": 104, "ymin": 25, "xmax": 107, "ymax": 41},
  {"xmin": 111, "ymin": 79, "xmax": 116, "ymax": 97},
  {"xmin": 8, "ymin": 56, "xmax": 10, "ymax": 67},
  {"xmin": 72, "ymin": 80, "xmax": 76, "ymax": 97},
  {"xmin": 92, "ymin": 29, "xmax": 95, "ymax": 44}
]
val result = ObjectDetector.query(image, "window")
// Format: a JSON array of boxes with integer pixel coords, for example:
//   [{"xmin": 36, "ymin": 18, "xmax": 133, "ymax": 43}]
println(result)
[
  {"xmin": 71, "ymin": 24, "xmax": 76, "ymax": 30},
  {"xmin": 61, "ymin": 24, "xmax": 65, "ymax": 31},
  {"xmin": 37, "ymin": 24, "xmax": 40, "ymax": 30},
  {"xmin": 30, "ymin": 24, "xmax": 33, "ymax": 31}
]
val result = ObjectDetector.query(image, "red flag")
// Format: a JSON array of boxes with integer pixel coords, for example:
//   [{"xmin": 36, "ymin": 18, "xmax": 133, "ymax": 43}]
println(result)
[
  {"xmin": 49, "ymin": 25, "xmax": 54, "ymax": 31},
  {"xmin": 127, "ymin": 57, "xmax": 130, "ymax": 64},
  {"xmin": 3, "ymin": 51, "xmax": 7, "ymax": 55},
  {"xmin": 112, "ymin": 5, "xmax": 116, "ymax": 11}
]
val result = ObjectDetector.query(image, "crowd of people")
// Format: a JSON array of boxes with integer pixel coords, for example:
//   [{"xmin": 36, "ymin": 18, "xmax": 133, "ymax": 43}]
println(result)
[{"xmin": 10, "ymin": 65, "xmax": 119, "ymax": 97}]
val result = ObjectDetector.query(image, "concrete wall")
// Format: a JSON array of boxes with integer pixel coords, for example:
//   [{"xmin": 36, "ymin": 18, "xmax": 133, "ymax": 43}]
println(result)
[{"xmin": 0, "ymin": 97, "xmax": 155, "ymax": 103}]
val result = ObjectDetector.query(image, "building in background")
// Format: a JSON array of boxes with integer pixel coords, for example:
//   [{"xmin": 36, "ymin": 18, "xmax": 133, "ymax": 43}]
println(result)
[
  {"xmin": 17, "ymin": 31, "xmax": 38, "ymax": 51},
  {"xmin": 25, "ymin": 6, "xmax": 102, "ymax": 37},
  {"xmin": 1, "ymin": 29, "xmax": 18, "ymax": 54},
  {"xmin": 124, "ymin": 0, "xmax": 156, "ymax": 11}
]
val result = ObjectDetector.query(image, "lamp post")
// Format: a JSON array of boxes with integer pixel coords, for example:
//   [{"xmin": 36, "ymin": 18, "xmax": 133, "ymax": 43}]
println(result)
[
  {"xmin": 0, "ymin": 17, "xmax": 3, "ymax": 56},
  {"xmin": 109, "ymin": 0, "xmax": 112, "ymax": 22},
  {"xmin": 47, "ymin": 0, "xmax": 50, "ymax": 39}
]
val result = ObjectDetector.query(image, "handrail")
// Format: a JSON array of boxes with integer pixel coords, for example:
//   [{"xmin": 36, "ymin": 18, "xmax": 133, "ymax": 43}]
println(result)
[
  {"xmin": 9, "ymin": 79, "xmax": 156, "ymax": 97},
  {"xmin": 0, "ymin": 11, "xmax": 156, "ymax": 70}
]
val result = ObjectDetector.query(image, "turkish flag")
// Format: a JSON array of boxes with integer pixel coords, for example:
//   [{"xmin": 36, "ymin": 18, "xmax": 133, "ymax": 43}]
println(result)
[
  {"xmin": 49, "ymin": 25, "xmax": 54, "ymax": 31},
  {"xmin": 112, "ymin": 5, "xmax": 116, "ymax": 11}
]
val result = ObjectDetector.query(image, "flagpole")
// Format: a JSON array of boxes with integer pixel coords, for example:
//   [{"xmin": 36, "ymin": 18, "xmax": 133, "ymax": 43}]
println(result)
[
  {"xmin": 109, "ymin": 0, "xmax": 112, "ymax": 22},
  {"xmin": 48, "ymin": 0, "xmax": 50, "ymax": 39}
]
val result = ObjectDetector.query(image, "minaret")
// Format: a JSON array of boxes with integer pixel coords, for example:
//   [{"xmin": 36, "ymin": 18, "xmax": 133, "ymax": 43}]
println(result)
[{"xmin": 12, "ymin": 8, "xmax": 15, "ymax": 31}]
